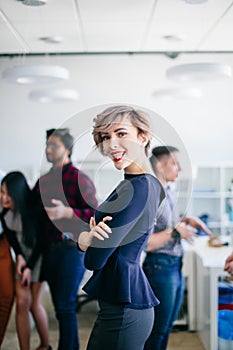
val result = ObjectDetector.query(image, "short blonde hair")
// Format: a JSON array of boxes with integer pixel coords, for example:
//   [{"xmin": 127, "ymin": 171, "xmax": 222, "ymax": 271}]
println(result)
[{"xmin": 93, "ymin": 105, "xmax": 152, "ymax": 156}]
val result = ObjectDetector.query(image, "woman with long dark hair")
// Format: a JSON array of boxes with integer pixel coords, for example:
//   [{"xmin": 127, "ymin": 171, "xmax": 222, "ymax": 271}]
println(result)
[{"xmin": 0, "ymin": 171, "xmax": 51, "ymax": 350}]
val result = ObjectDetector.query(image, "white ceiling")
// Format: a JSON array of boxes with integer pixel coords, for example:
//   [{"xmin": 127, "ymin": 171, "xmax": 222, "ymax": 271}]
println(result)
[{"xmin": 1, "ymin": 0, "xmax": 233, "ymax": 54}]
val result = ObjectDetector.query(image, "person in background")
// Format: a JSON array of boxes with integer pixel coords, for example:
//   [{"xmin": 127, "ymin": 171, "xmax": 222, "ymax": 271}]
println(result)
[
  {"xmin": 0, "ymin": 169, "xmax": 15, "ymax": 348},
  {"xmin": 77, "ymin": 105, "xmax": 165, "ymax": 350},
  {"xmin": 224, "ymin": 252, "xmax": 233, "ymax": 275},
  {"xmin": 143, "ymin": 146, "xmax": 212, "ymax": 350},
  {"xmin": 33, "ymin": 128, "xmax": 98, "ymax": 350},
  {"xmin": 0, "ymin": 171, "xmax": 51, "ymax": 350}
]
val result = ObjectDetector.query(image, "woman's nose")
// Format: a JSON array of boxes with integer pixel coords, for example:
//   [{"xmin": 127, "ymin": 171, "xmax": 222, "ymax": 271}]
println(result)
[{"xmin": 109, "ymin": 139, "xmax": 119, "ymax": 149}]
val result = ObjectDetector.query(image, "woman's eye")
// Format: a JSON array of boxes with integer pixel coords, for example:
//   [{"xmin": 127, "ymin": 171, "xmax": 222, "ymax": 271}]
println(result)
[
  {"xmin": 118, "ymin": 132, "xmax": 127, "ymax": 137},
  {"xmin": 101, "ymin": 135, "xmax": 109, "ymax": 141}
]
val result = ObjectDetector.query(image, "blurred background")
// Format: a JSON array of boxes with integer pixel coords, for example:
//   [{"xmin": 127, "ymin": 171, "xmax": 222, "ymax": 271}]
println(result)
[{"xmin": 1, "ymin": 2, "xmax": 233, "ymax": 349}]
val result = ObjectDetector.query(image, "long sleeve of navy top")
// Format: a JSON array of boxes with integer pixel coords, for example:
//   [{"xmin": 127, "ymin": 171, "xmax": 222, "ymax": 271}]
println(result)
[{"xmin": 83, "ymin": 173, "xmax": 165, "ymax": 309}]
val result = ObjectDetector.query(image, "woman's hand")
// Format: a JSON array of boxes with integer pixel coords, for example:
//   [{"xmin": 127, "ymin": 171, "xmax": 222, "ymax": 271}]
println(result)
[
  {"xmin": 78, "ymin": 216, "xmax": 112, "ymax": 252},
  {"xmin": 21, "ymin": 268, "xmax": 31, "ymax": 287},
  {"xmin": 16, "ymin": 254, "xmax": 26, "ymax": 276},
  {"xmin": 16, "ymin": 254, "xmax": 31, "ymax": 287}
]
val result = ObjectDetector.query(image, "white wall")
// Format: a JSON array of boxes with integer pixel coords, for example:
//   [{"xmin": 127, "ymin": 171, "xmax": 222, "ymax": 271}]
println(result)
[{"xmin": 1, "ymin": 53, "xmax": 233, "ymax": 183}]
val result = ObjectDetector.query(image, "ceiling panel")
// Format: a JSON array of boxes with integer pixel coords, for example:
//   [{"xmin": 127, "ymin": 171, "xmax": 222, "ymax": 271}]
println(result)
[
  {"xmin": 0, "ymin": 0, "xmax": 233, "ymax": 54},
  {"xmin": 0, "ymin": 25, "xmax": 29, "ymax": 53},
  {"xmin": 78, "ymin": 0, "xmax": 154, "ymax": 52},
  {"xmin": 143, "ymin": 0, "xmax": 233, "ymax": 51},
  {"xmin": 78, "ymin": 0, "xmax": 155, "ymax": 21},
  {"xmin": 142, "ymin": 21, "xmax": 209, "ymax": 52},
  {"xmin": 0, "ymin": 0, "xmax": 83, "ymax": 53},
  {"xmin": 82, "ymin": 20, "xmax": 148, "ymax": 52},
  {"xmin": 11, "ymin": 21, "xmax": 83, "ymax": 53},
  {"xmin": 0, "ymin": 0, "xmax": 77, "ymax": 21},
  {"xmin": 199, "ymin": 4, "xmax": 233, "ymax": 50}
]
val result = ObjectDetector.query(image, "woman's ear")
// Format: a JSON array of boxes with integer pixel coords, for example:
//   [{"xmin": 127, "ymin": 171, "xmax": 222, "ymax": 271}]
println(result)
[{"xmin": 138, "ymin": 132, "xmax": 149, "ymax": 147}]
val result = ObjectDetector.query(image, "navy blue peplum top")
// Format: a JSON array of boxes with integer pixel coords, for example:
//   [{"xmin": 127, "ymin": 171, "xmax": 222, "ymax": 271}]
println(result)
[{"xmin": 83, "ymin": 173, "xmax": 165, "ymax": 309}]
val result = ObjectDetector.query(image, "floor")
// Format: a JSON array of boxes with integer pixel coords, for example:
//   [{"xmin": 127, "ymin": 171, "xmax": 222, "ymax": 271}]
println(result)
[{"xmin": 2, "ymin": 299, "xmax": 205, "ymax": 350}]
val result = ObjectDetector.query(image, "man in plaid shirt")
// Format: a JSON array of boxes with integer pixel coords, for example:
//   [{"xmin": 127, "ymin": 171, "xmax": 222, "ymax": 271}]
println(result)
[{"xmin": 33, "ymin": 128, "xmax": 97, "ymax": 350}]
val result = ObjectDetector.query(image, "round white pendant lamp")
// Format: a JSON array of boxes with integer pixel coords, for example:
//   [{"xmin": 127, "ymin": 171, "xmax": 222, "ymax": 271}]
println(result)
[
  {"xmin": 21, "ymin": 0, "xmax": 47, "ymax": 5},
  {"xmin": 2, "ymin": 65, "xmax": 69, "ymax": 84},
  {"xmin": 166, "ymin": 63, "xmax": 232, "ymax": 82},
  {"xmin": 28, "ymin": 88, "xmax": 79, "ymax": 103},
  {"xmin": 183, "ymin": 0, "xmax": 208, "ymax": 3}
]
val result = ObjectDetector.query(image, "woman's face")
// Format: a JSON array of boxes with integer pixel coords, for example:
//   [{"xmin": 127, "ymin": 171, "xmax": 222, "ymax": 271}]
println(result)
[
  {"xmin": 100, "ymin": 116, "xmax": 148, "ymax": 173},
  {"xmin": 0, "ymin": 182, "xmax": 14, "ymax": 210}
]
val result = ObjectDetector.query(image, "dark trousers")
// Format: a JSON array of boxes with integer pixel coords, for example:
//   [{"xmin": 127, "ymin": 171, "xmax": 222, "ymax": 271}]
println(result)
[
  {"xmin": 87, "ymin": 300, "xmax": 154, "ymax": 350},
  {"xmin": 41, "ymin": 243, "xmax": 85, "ymax": 350},
  {"xmin": 143, "ymin": 253, "xmax": 184, "ymax": 350}
]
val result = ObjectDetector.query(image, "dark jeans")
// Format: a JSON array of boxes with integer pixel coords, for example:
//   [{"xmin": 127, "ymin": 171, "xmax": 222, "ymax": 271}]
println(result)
[
  {"xmin": 41, "ymin": 243, "xmax": 85, "ymax": 350},
  {"xmin": 143, "ymin": 253, "xmax": 184, "ymax": 350}
]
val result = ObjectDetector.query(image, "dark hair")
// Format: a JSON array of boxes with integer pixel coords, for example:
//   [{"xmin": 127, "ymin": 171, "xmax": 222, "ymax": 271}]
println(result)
[
  {"xmin": 1, "ymin": 171, "xmax": 36, "ymax": 248},
  {"xmin": 150, "ymin": 146, "xmax": 179, "ymax": 167},
  {"xmin": 151, "ymin": 146, "xmax": 179, "ymax": 157},
  {"xmin": 46, "ymin": 128, "xmax": 74, "ymax": 158}
]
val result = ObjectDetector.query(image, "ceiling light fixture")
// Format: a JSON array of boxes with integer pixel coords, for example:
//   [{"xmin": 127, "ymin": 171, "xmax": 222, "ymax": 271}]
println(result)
[
  {"xmin": 152, "ymin": 87, "xmax": 202, "ymax": 100},
  {"xmin": 28, "ymin": 88, "xmax": 79, "ymax": 103},
  {"xmin": 183, "ymin": 0, "xmax": 208, "ymax": 4},
  {"xmin": 2, "ymin": 65, "xmax": 69, "ymax": 84},
  {"xmin": 166, "ymin": 63, "xmax": 232, "ymax": 82},
  {"xmin": 162, "ymin": 34, "xmax": 186, "ymax": 42},
  {"xmin": 21, "ymin": 0, "xmax": 47, "ymax": 6},
  {"xmin": 39, "ymin": 36, "xmax": 63, "ymax": 44}
]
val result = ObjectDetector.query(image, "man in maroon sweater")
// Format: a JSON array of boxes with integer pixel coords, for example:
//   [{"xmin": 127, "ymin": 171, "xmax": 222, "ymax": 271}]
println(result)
[{"xmin": 33, "ymin": 128, "xmax": 98, "ymax": 350}]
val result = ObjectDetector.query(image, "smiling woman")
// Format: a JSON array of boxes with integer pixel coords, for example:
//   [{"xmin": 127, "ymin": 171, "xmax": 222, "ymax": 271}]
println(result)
[{"xmin": 77, "ymin": 105, "xmax": 165, "ymax": 350}]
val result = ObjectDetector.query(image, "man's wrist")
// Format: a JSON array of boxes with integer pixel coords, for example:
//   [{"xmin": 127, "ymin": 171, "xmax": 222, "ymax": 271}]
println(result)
[{"xmin": 171, "ymin": 228, "xmax": 181, "ymax": 239}]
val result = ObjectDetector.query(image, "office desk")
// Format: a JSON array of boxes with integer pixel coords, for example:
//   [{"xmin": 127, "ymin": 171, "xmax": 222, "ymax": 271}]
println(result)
[{"xmin": 193, "ymin": 237, "xmax": 232, "ymax": 350}]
